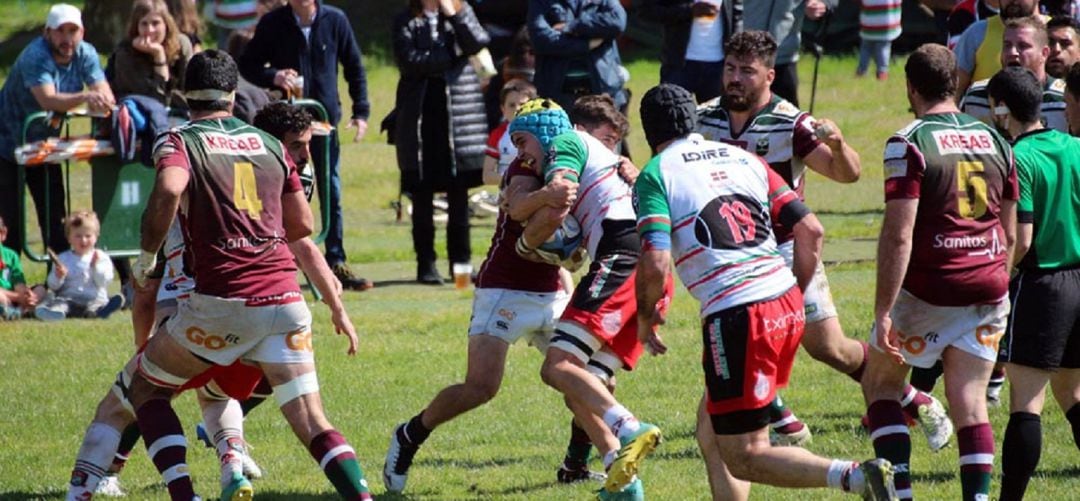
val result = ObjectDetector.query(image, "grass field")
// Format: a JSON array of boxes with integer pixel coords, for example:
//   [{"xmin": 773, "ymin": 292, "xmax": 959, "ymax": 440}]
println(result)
[{"xmin": 2, "ymin": 43, "xmax": 1079, "ymax": 500}]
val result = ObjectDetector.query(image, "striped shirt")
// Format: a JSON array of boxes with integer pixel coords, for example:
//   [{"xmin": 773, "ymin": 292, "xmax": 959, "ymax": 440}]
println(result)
[{"xmin": 860, "ymin": 0, "xmax": 902, "ymax": 42}]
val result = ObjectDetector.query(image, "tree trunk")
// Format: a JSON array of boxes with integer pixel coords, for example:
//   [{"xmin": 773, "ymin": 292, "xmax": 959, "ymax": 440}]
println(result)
[{"xmin": 83, "ymin": 0, "xmax": 132, "ymax": 54}]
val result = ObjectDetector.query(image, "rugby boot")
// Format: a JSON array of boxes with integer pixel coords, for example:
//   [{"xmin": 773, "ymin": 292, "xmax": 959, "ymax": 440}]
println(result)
[
  {"xmin": 383, "ymin": 423, "xmax": 420, "ymax": 493},
  {"xmin": 915, "ymin": 394, "xmax": 954, "ymax": 452},
  {"xmin": 220, "ymin": 471, "xmax": 253, "ymax": 501},
  {"xmin": 194, "ymin": 423, "xmax": 212, "ymax": 448},
  {"xmin": 94, "ymin": 473, "xmax": 125, "ymax": 497},
  {"xmin": 604, "ymin": 423, "xmax": 661, "ymax": 493},
  {"xmin": 557, "ymin": 462, "xmax": 607, "ymax": 484},
  {"xmin": 854, "ymin": 459, "xmax": 899, "ymax": 501},
  {"xmin": 915, "ymin": 393, "xmax": 950, "ymax": 451},
  {"xmin": 596, "ymin": 476, "xmax": 644, "ymax": 501}
]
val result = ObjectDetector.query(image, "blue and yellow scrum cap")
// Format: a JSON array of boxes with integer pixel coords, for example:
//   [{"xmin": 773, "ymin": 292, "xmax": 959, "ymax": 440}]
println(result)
[{"xmin": 508, "ymin": 98, "xmax": 572, "ymax": 152}]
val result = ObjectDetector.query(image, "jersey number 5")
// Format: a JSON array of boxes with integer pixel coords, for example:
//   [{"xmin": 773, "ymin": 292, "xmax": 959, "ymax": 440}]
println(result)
[
  {"xmin": 233, "ymin": 162, "xmax": 264, "ymax": 220},
  {"xmin": 956, "ymin": 160, "xmax": 988, "ymax": 219}
]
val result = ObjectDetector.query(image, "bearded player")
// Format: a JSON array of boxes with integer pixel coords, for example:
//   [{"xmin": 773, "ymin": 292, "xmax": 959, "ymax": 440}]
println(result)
[{"xmin": 696, "ymin": 30, "xmax": 952, "ymax": 450}]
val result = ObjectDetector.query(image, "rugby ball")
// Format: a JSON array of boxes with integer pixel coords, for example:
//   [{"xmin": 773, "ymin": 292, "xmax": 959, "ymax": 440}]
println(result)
[{"xmin": 537, "ymin": 214, "xmax": 583, "ymax": 262}]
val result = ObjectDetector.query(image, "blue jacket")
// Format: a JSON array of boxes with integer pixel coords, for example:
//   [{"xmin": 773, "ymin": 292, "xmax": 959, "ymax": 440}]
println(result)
[
  {"xmin": 527, "ymin": 0, "xmax": 627, "ymax": 110},
  {"xmin": 239, "ymin": 2, "xmax": 369, "ymax": 124}
]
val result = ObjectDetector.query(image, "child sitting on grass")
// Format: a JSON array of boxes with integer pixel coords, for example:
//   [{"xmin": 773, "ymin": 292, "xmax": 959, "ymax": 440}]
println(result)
[
  {"xmin": 35, "ymin": 211, "xmax": 124, "ymax": 321},
  {"xmin": 0, "ymin": 216, "xmax": 45, "ymax": 320}
]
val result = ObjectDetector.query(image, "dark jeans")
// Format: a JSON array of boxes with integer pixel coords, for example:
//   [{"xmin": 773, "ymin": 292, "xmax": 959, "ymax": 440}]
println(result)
[
  {"xmin": 311, "ymin": 130, "xmax": 347, "ymax": 265},
  {"xmin": 410, "ymin": 181, "xmax": 471, "ymax": 273},
  {"xmin": 661, "ymin": 60, "xmax": 725, "ymax": 103},
  {"xmin": 771, "ymin": 61, "xmax": 799, "ymax": 107},
  {"xmin": 0, "ymin": 157, "xmax": 68, "ymax": 256}
]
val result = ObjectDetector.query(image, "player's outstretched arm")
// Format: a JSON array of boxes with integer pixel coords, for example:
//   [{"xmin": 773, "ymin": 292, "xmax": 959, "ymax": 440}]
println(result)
[
  {"xmin": 289, "ymin": 238, "xmax": 358, "ymax": 355},
  {"xmin": 874, "ymin": 198, "xmax": 918, "ymax": 364},
  {"xmin": 804, "ymin": 118, "xmax": 861, "ymax": 183}
]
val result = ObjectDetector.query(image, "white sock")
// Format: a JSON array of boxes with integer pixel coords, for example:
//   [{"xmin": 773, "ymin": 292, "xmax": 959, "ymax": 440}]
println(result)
[
  {"xmin": 602, "ymin": 450, "xmax": 617, "ymax": 470},
  {"xmin": 602, "ymin": 404, "xmax": 640, "ymax": 439},
  {"xmin": 67, "ymin": 423, "xmax": 122, "ymax": 500},
  {"xmin": 200, "ymin": 396, "xmax": 245, "ymax": 484},
  {"xmin": 826, "ymin": 460, "xmax": 861, "ymax": 493},
  {"xmin": 899, "ymin": 387, "xmax": 918, "ymax": 407}
]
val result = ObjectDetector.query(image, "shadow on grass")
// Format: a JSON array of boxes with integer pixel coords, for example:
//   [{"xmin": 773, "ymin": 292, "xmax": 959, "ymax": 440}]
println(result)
[
  {"xmin": 1038, "ymin": 465, "xmax": 1080, "ymax": 480},
  {"xmin": 414, "ymin": 455, "xmax": 526, "ymax": 470}
]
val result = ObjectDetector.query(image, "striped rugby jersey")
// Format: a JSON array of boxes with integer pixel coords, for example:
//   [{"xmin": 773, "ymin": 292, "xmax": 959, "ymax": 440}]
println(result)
[{"xmin": 960, "ymin": 76, "xmax": 1068, "ymax": 133}]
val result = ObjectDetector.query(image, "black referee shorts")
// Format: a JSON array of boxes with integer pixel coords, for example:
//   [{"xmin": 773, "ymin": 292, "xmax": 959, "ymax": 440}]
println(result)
[{"xmin": 999, "ymin": 267, "xmax": 1080, "ymax": 369}]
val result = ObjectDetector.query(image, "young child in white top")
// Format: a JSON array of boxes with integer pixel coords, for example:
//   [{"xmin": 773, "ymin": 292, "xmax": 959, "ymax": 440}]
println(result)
[
  {"xmin": 36, "ymin": 211, "xmax": 124, "ymax": 320},
  {"xmin": 482, "ymin": 79, "xmax": 537, "ymax": 186}
]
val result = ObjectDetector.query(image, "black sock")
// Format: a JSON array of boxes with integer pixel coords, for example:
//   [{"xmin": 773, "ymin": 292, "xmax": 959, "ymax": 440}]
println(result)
[
  {"xmin": 1000, "ymin": 412, "xmax": 1041, "ymax": 501},
  {"xmin": 563, "ymin": 419, "xmax": 592, "ymax": 467},
  {"xmin": 1067, "ymin": 403, "xmax": 1080, "ymax": 451},
  {"xmin": 402, "ymin": 412, "xmax": 432, "ymax": 446},
  {"xmin": 909, "ymin": 361, "xmax": 944, "ymax": 393}
]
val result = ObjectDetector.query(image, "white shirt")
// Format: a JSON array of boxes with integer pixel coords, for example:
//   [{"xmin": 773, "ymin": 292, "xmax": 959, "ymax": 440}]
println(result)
[
  {"xmin": 47, "ymin": 249, "xmax": 114, "ymax": 306},
  {"xmin": 685, "ymin": 0, "xmax": 724, "ymax": 63}
]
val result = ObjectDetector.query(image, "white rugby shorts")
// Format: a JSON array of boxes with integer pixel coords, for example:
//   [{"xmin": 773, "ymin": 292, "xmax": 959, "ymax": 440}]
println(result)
[
  {"xmin": 871, "ymin": 289, "xmax": 1009, "ymax": 368},
  {"xmin": 166, "ymin": 292, "xmax": 314, "ymax": 366},
  {"xmin": 468, "ymin": 288, "xmax": 569, "ymax": 349},
  {"xmin": 778, "ymin": 241, "xmax": 838, "ymax": 323}
]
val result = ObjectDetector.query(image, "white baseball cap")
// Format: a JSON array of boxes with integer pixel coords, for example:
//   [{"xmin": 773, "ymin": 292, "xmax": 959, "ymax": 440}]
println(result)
[{"xmin": 46, "ymin": 4, "xmax": 83, "ymax": 30}]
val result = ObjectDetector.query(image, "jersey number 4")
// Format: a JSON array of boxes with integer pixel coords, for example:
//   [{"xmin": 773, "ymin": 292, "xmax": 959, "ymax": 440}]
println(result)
[
  {"xmin": 956, "ymin": 160, "xmax": 988, "ymax": 220},
  {"xmin": 233, "ymin": 162, "xmax": 264, "ymax": 220}
]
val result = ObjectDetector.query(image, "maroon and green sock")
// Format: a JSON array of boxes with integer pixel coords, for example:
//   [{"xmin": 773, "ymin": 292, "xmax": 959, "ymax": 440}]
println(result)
[
  {"xmin": 308, "ymin": 429, "xmax": 372, "ymax": 500},
  {"xmin": 868, "ymin": 400, "xmax": 912, "ymax": 501},
  {"xmin": 958, "ymin": 423, "xmax": 994, "ymax": 501}
]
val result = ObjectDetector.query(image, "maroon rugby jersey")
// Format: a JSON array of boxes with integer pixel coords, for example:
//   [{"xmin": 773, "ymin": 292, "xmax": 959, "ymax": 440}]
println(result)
[
  {"xmin": 883, "ymin": 112, "xmax": 1018, "ymax": 306},
  {"xmin": 475, "ymin": 158, "xmax": 561, "ymax": 292},
  {"xmin": 154, "ymin": 116, "xmax": 304, "ymax": 303}
]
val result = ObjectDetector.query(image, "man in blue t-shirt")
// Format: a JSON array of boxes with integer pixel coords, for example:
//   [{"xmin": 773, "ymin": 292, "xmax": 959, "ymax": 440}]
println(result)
[{"xmin": 0, "ymin": 3, "xmax": 114, "ymax": 257}]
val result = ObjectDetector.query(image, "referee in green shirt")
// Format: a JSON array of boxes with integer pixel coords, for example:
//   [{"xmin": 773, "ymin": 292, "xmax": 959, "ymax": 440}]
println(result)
[{"xmin": 987, "ymin": 66, "xmax": 1080, "ymax": 501}]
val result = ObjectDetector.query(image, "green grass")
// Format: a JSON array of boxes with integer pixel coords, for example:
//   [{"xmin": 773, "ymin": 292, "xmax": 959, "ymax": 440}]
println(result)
[{"xmin": 3, "ymin": 52, "xmax": 1080, "ymax": 500}]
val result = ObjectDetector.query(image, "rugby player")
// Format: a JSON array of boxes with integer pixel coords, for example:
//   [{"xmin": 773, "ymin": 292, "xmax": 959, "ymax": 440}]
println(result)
[
  {"xmin": 862, "ymin": 44, "xmax": 1016, "ymax": 501},
  {"xmin": 633, "ymin": 82, "xmax": 897, "ymax": 501},
  {"xmin": 65, "ymin": 100, "xmax": 349, "ymax": 500},
  {"xmin": 124, "ymin": 50, "xmax": 370, "ymax": 500},
  {"xmin": 383, "ymin": 96, "xmax": 646, "ymax": 496},
  {"xmin": 1046, "ymin": 16, "xmax": 1080, "ymax": 79},
  {"xmin": 953, "ymin": 0, "xmax": 1041, "ymax": 96},
  {"xmin": 985, "ymin": 66, "xmax": 1080, "ymax": 501},
  {"xmin": 1066, "ymin": 61, "xmax": 1080, "ymax": 134},
  {"xmin": 961, "ymin": 16, "xmax": 1069, "ymax": 134},
  {"xmin": 696, "ymin": 30, "xmax": 951, "ymax": 449},
  {"xmin": 511, "ymin": 98, "xmax": 674, "ymax": 495}
]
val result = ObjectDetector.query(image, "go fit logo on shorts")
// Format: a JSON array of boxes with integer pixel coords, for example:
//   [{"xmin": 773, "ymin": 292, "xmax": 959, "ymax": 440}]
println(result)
[
  {"xmin": 895, "ymin": 324, "xmax": 1003, "ymax": 355},
  {"xmin": 186, "ymin": 327, "xmax": 240, "ymax": 350}
]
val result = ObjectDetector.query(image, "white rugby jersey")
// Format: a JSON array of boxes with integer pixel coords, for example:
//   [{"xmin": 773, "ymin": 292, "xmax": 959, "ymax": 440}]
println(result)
[
  {"xmin": 634, "ymin": 134, "xmax": 799, "ymax": 316},
  {"xmin": 156, "ymin": 219, "xmax": 193, "ymax": 303},
  {"xmin": 543, "ymin": 130, "xmax": 636, "ymax": 258}
]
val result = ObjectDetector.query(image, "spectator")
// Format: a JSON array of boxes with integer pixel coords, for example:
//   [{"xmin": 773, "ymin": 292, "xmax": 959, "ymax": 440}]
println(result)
[
  {"xmin": 35, "ymin": 211, "xmax": 123, "ymax": 321},
  {"xmin": 392, "ymin": 0, "xmax": 489, "ymax": 284},
  {"xmin": 857, "ymin": 0, "xmax": 902, "ymax": 81},
  {"xmin": 527, "ymin": 0, "xmax": 628, "ymax": 111},
  {"xmin": 240, "ymin": 0, "xmax": 374, "ymax": 290},
  {"xmin": 953, "ymin": 0, "xmax": 1040, "ymax": 97},
  {"xmin": 107, "ymin": 0, "xmax": 194, "ymax": 108},
  {"xmin": 640, "ymin": 0, "xmax": 740, "ymax": 103},
  {"xmin": 0, "ymin": 4, "xmax": 114, "ymax": 258},
  {"xmin": 948, "ymin": 0, "xmax": 1000, "ymax": 49},
  {"xmin": 483, "ymin": 79, "xmax": 537, "ymax": 186},
  {"xmin": 1047, "ymin": 15, "xmax": 1080, "ymax": 78},
  {"xmin": 0, "ymin": 216, "xmax": 44, "ymax": 320},
  {"xmin": 482, "ymin": 26, "xmax": 535, "ymax": 128},
  {"xmin": 203, "ymin": 0, "xmax": 258, "ymax": 47},
  {"xmin": 165, "ymin": 0, "xmax": 204, "ymax": 51},
  {"xmin": 469, "ymin": 0, "xmax": 528, "ymax": 61},
  {"xmin": 743, "ymin": 0, "xmax": 834, "ymax": 107}
]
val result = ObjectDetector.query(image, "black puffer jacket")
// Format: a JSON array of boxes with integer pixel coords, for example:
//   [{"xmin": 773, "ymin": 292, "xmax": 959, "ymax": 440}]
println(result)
[{"xmin": 392, "ymin": 5, "xmax": 490, "ymax": 191}]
